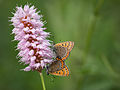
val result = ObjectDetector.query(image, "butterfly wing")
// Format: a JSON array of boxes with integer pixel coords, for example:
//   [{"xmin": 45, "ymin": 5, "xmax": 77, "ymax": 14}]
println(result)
[
  {"xmin": 54, "ymin": 41, "xmax": 74, "ymax": 61},
  {"xmin": 47, "ymin": 60, "xmax": 69, "ymax": 76},
  {"xmin": 47, "ymin": 41, "xmax": 74, "ymax": 76},
  {"xmin": 49, "ymin": 65, "xmax": 69, "ymax": 76},
  {"xmin": 54, "ymin": 41, "xmax": 74, "ymax": 52},
  {"xmin": 47, "ymin": 60, "xmax": 64, "ymax": 72}
]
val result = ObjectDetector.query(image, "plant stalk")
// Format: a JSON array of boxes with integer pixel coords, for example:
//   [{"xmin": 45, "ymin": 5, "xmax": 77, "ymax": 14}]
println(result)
[{"xmin": 40, "ymin": 73, "xmax": 46, "ymax": 90}]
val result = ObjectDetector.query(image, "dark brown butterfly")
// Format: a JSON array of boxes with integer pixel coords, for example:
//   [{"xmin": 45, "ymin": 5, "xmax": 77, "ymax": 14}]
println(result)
[{"xmin": 47, "ymin": 41, "xmax": 74, "ymax": 76}]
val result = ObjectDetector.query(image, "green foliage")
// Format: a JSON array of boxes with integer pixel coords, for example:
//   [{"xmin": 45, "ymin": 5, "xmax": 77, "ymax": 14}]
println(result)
[{"xmin": 0, "ymin": 0, "xmax": 120, "ymax": 90}]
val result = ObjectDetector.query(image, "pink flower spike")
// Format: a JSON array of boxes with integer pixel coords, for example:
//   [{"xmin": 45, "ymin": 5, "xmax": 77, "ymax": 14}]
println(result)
[
  {"xmin": 29, "ymin": 50, "xmax": 34, "ymax": 56},
  {"xmin": 24, "ymin": 66, "xmax": 31, "ymax": 71},
  {"xmin": 11, "ymin": 5, "xmax": 54, "ymax": 72}
]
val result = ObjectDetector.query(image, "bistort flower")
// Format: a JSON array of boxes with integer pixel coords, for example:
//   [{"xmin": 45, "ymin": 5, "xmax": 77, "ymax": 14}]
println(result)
[{"xmin": 11, "ymin": 5, "xmax": 54, "ymax": 72}]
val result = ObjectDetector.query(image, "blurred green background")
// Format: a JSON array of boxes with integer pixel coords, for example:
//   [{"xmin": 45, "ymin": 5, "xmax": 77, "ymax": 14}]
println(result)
[{"xmin": 0, "ymin": 0, "xmax": 120, "ymax": 90}]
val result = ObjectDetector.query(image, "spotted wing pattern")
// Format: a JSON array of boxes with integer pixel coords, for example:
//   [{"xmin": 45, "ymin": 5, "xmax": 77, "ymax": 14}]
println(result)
[
  {"xmin": 47, "ymin": 60, "xmax": 69, "ymax": 76},
  {"xmin": 54, "ymin": 41, "xmax": 74, "ymax": 61},
  {"xmin": 49, "ymin": 65, "xmax": 69, "ymax": 76},
  {"xmin": 46, "ymin": 41, "xmax": 74, "ymax": 76}
]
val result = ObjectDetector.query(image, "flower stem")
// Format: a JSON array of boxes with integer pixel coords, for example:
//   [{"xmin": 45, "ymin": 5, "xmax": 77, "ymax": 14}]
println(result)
[{"xmin": 40, "ymin": 73, "xmax": 46, "ymax": 90}]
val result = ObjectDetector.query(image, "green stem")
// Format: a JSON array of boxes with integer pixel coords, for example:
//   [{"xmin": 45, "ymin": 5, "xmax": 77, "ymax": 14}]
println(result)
[
  {"xmin": 40, "ymin": 73, "xmax": 46, "ymax": 90},
  {"xmin": 82, "ymin": 0, "xmax": 104, "ymax": 63}
]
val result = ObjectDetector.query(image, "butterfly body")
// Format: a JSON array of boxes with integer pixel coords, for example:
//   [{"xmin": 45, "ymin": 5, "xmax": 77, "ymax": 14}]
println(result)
[{"xmin": 47, "ymin": 41, "xmax": 74, "ymax": 76}]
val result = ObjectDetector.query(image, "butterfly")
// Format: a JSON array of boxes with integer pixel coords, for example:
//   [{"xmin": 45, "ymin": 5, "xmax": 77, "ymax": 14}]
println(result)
[{"xmin": 46, "ymin": 41, "xmax": 74, "ymax": 76}]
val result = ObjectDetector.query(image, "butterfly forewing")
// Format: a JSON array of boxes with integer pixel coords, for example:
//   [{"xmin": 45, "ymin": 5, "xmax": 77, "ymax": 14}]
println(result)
[
  {"xmin": 54, "ymin": 41, "xmax": 74, "ymax": 61},
  {"xmin": 67, "ymin": 41, "xmax": 74, "ymax": 52},
  {"xmin": 47, "ymin": 60, "xmax": 63, "ymax": 72},
  {"xmin": 54, "ymin": 41, "xmax": 74, "ymax": 51},
  {"xmin": 47, "ymin": 60, "xmax": 69, "ymax": 76},
  {"xmin": 54, "ymin": 46, "xmax": 67, "ymax": 60},
  {"xmin": 49, "ymin": 66, "xmax": 69, "ymax": 76}
]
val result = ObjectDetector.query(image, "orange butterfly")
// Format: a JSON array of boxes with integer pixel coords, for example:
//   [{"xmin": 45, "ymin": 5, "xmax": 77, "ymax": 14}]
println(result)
[{"xmin": 47, "ymin": 41, "xmax": 74, "ymax": 76}]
